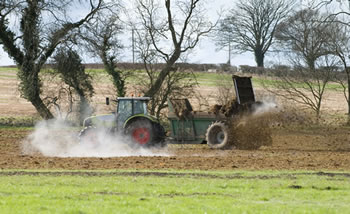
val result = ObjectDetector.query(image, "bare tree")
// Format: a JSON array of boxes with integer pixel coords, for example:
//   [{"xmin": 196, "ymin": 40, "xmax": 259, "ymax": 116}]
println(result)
[
  {"xmin": 270, "ymin": 8, "xmax": 344, "ymax": 121},
  {"xmin": 214, "ymin": 72, "xmax": 235, "ymax": 106},
  {"xmin": 138, "ymin": 67, "xmax": 197, "ymax": 119},
  {"xmin": 80, "ymin": 4, "xmax": 128, "ymax": 97},
  {"xmin": 312, "ymin": 0, "xmax": 350, "ymax": 124},
  {"xmin": 327, "ymin": 24, "xmax": 350, "ymax": 124},
  {"xmin": 308, "ymin": 0, "xmax": 350, "ymax": 11},
  {"xmin": 134, "ymin": 0, "xmax": 214, "ymax": 99},
  {"xmin": 275, "ymin": 9, "xmax": 337, "ymax": 70},
  {"xmin": 133, "ymin": 27, "xmax": 197, "ymax": 119},
  {"xmin": 267, "ymin": 56, "xmax": 336, "ymax": 120},
  {"xmin": 216, "ymin": 0, "xmax": 294, "ymax": 67},
  {"xmin": 0, "ymin": 0, "xmax": 104, "ymax": 119}
]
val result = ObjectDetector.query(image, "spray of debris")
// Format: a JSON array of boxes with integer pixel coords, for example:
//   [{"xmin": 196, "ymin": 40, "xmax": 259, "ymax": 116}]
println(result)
[
  {"xmin": 230, "ymin": 101, "xmax": 277, "ymax": 150},
  {"xmin": 22, "ymin": 119, "xmax": 169, "ymax": 157}
]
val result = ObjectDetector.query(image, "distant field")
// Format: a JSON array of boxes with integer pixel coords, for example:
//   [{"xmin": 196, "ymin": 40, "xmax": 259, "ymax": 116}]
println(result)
[
  {"xmin": 0, "ymin": 170, "xmax": 349, "ymax": 213},
  {"xmin": 0, "ymin": 66, "xmax": 348, "ymax": 118},
  {"xmin": 0, "ymin": 67, "xmax": 17, "ymax": 72},
  {"xmin": 0, "ymin": 66, "xmax": 345, "ymax": 89}
]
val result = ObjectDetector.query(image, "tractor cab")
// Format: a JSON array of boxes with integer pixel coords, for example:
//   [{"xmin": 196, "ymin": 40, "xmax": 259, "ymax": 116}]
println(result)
[{"xmin": 114, "ymin": 97, "xmax": 150, "ymax": 127}]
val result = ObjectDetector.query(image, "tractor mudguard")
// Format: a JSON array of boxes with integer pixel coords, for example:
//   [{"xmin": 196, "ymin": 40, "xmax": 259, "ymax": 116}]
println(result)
[
  {"xmin": 123, "ymin": 114, "xmax": 158, "ymax": 129},
  {"xmin": 82, "ymin": 114, "xmax": 116, "ymax": 128}
]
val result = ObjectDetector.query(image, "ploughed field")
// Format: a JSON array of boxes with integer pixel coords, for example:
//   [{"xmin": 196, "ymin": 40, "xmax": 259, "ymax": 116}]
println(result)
[
  {"xmin": 1, "ymin": 68, "xmax": 350, "ymax": 171},
  {"xmin": 1, "ymin": 127, "xmax": 350, "ymax": 171}
]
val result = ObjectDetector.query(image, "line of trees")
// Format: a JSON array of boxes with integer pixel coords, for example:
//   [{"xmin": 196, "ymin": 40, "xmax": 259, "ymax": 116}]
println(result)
[
  {"xmin": 2, "ymin": 0, "xmax": 350, "ymax": 123},
  {"xmin": 212, "ymin": 0, "xmax": 350, "ymax": 123},
  {"xmin": 0, "ymin": 0, "xmax": 213, "ymax": 120}
]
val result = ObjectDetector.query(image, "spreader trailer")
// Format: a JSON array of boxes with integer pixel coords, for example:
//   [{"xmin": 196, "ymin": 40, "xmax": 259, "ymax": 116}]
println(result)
[{"xmin": 166, "ymin": 75, "xmax": 265, "ymax": 149}]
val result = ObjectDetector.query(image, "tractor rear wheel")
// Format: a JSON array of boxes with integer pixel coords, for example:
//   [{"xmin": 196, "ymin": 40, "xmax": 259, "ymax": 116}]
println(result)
[
  {"xmin": 206, "ymin": 122, "xmax": 232, "ymax": 149},
  {"xmin": 125, "ymin": 119, "xmax": 164, "ymax": 147}
]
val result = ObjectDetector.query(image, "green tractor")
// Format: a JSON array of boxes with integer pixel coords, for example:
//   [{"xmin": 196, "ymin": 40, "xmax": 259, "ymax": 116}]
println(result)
[
  {"xmin": 79, "ymin": 97, "xmax": 165, "ymax": 146},
  {"xmin": 80, "ymin": 75, "xmax": 271, "ymax": 150}
]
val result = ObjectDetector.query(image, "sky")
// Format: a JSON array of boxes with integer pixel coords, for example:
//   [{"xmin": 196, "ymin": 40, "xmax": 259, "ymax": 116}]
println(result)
[
  {"xmin": 0, "ymin": 0, "xmax": 347, "ymax": 67},
  {"xmin": 1, "ymin": 0, "xmax": 255, "ymax": 66}
]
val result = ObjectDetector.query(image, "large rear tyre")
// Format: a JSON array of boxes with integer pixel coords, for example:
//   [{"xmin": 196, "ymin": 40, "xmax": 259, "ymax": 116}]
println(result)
[
  {"xmin": 125, "ymin": 119, "xmax": 164, "ymax": 147},
  {"xmin": 206, "ymin": 122, "xmax": 232, "ymax": 149}
]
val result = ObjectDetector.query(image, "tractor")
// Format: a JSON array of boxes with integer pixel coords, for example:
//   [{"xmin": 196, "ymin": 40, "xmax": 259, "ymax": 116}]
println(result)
[
  {"xmin": 79, "ymin": 97, "xmax": 165, "ymax": 146},
  {"xmin": 80, "ymin": 75, "xmax": 271, "ymax": 149}
]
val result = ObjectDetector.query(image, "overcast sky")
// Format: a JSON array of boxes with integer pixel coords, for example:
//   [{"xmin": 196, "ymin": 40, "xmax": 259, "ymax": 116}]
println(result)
[
  {"xmin": 0, "ymin": 0, "xmax": 253, "ymax": 66},
  {"xmin": 0, "ymin": 0, "xmax": 347, "ymax": 67}
]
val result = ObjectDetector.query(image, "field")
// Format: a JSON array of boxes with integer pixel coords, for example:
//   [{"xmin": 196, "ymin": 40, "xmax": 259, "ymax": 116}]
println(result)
[{"xmin": 1, "ymin": 67, "xmax": 350, "ymax": 212}]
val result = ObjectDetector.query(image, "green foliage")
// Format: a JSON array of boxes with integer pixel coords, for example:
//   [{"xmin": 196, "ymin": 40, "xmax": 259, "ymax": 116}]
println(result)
[
  {"xmin": 0, "ymin": 170, "xmax": 349, "ymax": 213},
  {"xmin": 103, "ymin": 57, "xmax": 127, "ymax": 97},
  {"xmin": 0, "ymin": 15, "xmax": 24, "ymax": 64},
  {"xmin": 80, "ymin": 12, "xmax": 126, "ymax": 97},
  {"xmin": 0, "ymin": 1, "xmax": 104, "ymax": 119},
  {"xmin": 52, "ymin": 48, "xmax": 94, "ymax": 123},
  {"xmin": 52, "ymin": 49, "xmax": 94, "ymax": 99}
]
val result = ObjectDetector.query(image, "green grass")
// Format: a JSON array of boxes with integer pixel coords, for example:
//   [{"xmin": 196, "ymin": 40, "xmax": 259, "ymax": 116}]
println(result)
[
  {"xmin": 0, "ymin": 170, "xmax": 349, "ymax": 213},
  {"xmin": 193, "ymin": 72, "xmax": 231, "ymax": 86},
  {"xmin": 0, "ymin": 67, "xmax": 17, "ymax": 79},
  {"xmin": 253, "ymin": 76, "xmax": 345, "ymax": 90},
  {"xmin": 0, "ymin": 67, "xmax": 17, "ymax": 72},
  {"xmin": 1, "ymin": 66, "xmax": 346, "ymax": 89},
  {"xmin": 85, "ymin": 68, "xmax": 225, "ymax": 86},
  {"xmin": 0, "ymin": 116, "xmax": 39, "ymax": 127}
]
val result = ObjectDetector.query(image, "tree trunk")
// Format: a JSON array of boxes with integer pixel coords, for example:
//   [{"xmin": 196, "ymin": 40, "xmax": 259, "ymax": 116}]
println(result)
[
  {"xmin": 316, "ymin": 102, "xmax": 321, "ymax": 124},
  {"xmin": 306, "ymin": 59, "xmax": 316, "ymax": 71},
  {"xmin": 144, "ymin": 66, "xmax": 173, "ymax": 98},
  {"xmin": 347, "ymin": 76, "xmax": 350, "ymax": 125},
  {"xmin": 254, "ymin": 49, "xmax": 264, "ymax": 68},
  {"xmin": 78, "ymin": 96, "xmax": 93, "ymax": 125},
  {"xmin": 31, "ymin": 96, "xmax": 54, "ymax": 120},
  {"xmin": 18, "ymin": 65, "xmax": 54, "ymax": 120},
  {"xmin": 144, "ymin": 51, "xmax": 179, "ymax": 98}
]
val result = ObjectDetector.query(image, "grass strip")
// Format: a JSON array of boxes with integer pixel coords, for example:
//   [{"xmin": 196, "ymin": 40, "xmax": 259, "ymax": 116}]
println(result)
[{"xmin": 0, "ymin": 170, "xmax": 349, "ymax": 213}]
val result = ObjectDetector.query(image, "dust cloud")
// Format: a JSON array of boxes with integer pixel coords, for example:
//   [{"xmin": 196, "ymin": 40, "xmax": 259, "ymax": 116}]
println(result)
[
  {"xmin": 253, "ymin": 99, "xmax": 278, "ymax": 115},
  {"xmin": 22, "ymin": 119, "xmax": 169, "ymax": 158}
]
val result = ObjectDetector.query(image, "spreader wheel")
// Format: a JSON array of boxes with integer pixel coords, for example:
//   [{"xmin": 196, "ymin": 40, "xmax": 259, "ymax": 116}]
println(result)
[{"xmin": 206, "ymin": 122, "xmax": 232, "ymax": 149}]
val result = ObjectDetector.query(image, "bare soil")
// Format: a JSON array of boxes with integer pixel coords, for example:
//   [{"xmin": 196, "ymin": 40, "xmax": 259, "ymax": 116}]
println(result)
[
  {"xmin": 1, "ymin": 69, "xmax": 350, "ymax": 171},
  {"xmin": 0, "ymin": 127, "xmax": 350, "ymax": 171}
]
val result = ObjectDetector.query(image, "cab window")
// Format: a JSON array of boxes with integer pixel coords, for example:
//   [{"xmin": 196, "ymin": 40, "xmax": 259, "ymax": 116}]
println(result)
[
  {"xmin": 117, "ymin": 100, "xmax": 132, "ymax": 125},
  {"xmin": 133, "ymin": 100, "xmax": 145, "ymax": 114}
]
